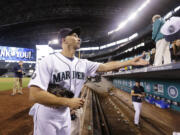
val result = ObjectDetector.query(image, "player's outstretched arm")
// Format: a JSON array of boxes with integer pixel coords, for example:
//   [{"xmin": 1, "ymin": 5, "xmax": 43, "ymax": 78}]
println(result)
[
  {"xmin": 29, "ymin": 86, "xmax": 84, "ymax": 109},
  {"xmin": 97, "ymin": 55, "xmax": 149, "ymax": 72}
]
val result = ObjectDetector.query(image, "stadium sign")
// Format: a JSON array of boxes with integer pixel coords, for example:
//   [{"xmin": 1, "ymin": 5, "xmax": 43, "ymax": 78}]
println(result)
[
  {"xmin": 168, "ymin": 86, "xmax": 178, "ymax": 99},
  {"xmin": 0, "ymin": 46, "xmax": 36, "ymax": 61}
]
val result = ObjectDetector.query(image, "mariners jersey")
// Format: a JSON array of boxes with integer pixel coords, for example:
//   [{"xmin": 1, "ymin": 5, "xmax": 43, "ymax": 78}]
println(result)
[
  {"xmin": 28, "ymin": 52, "xmax": 100, "ymax": 133},
  {"xmin": 29, "ymin": 52, "xmax": 100, "ymax": 97}
]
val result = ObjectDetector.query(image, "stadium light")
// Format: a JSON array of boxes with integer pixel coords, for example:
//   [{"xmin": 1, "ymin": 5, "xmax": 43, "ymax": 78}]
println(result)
[
  {"xmin": 91, "ymin": 47, "xmax": 99, "ymax": 50},
  {"xmin": 48, "ymin": 39, "xmax": 59, "ymax": 45},
  {"xmin": 52, "ymin": 39, "xmax": 59, "ymax": 44},
  {"xmin": 106, "ymin": 42, "xmax": 116, "ymax": 47},
  {"xmin": 125, "ymin": 47, "xmax": 133, "ymax": 52},
  {"xmin": 78, "ymin": 48, "xmax": 89, "ymax": 51},
  {"xmin": 78, "ymin": 47, "xmax": 99, "ymax": 51},
  {"xmin": 108, "ymin": 0, "xmax": 150, "ymax": 35},
  {"xmin": 164, "ymin": 12, "xmax": 172, "ymax": 20},
  {"xmin": 77, "ymin": 32, "xmax": 136, "ymax": 52},
  {"xmin": 108, "ymin": 30, "xmax": 115, "ymax": 35},
  {"xmin": 128, "ymin": 12, "xmax": 137, "ymax": 21},
  {"xmin": 134, "ymin": 42, "xmax": 145, "ymax": 49},
  {"xmin": 116, "ymin": 38, "xmax": 129, "ymax": 44},
  {"xmin": 129, "ymin": 33, "xmax": 138, "ymax": 40},
  {"xmin": 118, "ymin": 21, "xmax": 128, "ymax": 30},
  {"xmin": 100, "ymin": 45, "xmax": 107, "ymax": 50},
  {"xmin": 174, "ymin": 6, "xmax": 180, "ymax": 12},
  {"xmin": 137, "ymin": 0, "xmax": 150, "ymax": 12}
]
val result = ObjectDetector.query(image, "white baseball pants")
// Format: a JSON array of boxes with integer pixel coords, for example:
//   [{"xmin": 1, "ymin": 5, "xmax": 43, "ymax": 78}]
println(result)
[
  {"xmin": 29, "ymin": 104, "xmax": 71, "ymax": 135},
  {"xmin": 133, "ymin": 102, "xmax": 142, "ymax": 125}
]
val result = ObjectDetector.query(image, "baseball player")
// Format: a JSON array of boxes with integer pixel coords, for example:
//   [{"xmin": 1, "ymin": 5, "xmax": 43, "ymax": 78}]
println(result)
[
  {"xmin": 28, "ymin": 27, "xmax": 148, "ymax": 135},
  {"xmin": 131, "ymin": 80, "xmax": 145, "ymax": 127}
]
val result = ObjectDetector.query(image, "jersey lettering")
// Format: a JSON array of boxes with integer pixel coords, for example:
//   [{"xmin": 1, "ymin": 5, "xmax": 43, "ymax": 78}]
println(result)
[
  {"xmin": 53, "ymin": 71, "xmax": 85, "ymax": 83},
  {"xmin": 65, "ymin": 71, "xmax": 71, "ymax": 80}
]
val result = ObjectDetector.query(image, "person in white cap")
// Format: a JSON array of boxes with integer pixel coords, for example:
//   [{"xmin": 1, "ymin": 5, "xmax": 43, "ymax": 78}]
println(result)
[
  {"xmin": 161, "ymin": 16, "xmax": 180, "ymax": 61},
  {"xmin": 161, "ymin": 16, "xmax": 180, "ymax": 43},
  {"xmin": 152, "ymin": 14, "xmax": 171, "ymax": 66}
]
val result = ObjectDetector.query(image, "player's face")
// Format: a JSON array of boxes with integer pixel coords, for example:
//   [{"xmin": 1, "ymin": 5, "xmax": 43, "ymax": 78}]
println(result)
[
  {"xmin": 19, "ymin": 61, "xmax": 23, "ymax": 66},
  {"xmin": 135, "ymin": 82, "xmax": 140, "ymax": 87},
  {"xmin": 65, "ymin": 33, "xmax": 81, "ymax": 49}
]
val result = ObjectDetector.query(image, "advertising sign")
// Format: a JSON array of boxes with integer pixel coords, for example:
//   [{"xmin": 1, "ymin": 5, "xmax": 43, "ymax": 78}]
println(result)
[
  {"xmin": 153, "ymin": 84, "xmax": 164, "ymax": 94},
  {"xmin": 145, "ymin": 82, "xmax": 151, "ymax": 92},
  {"xmin": 0, "ymin": 46, "xmax": 36, "ymax": 61}
]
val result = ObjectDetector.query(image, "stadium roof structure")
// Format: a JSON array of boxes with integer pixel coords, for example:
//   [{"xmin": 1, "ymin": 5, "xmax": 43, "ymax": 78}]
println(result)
[{"xmin": 0, "ymin": 0, "xmax": 179, "ymax": 48}]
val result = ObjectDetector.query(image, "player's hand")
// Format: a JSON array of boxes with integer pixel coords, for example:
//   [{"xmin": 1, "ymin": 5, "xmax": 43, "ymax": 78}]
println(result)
[
  {"xmin": 67, "ymin": 98, "xmax": 85, "ymax": 109},
  {"xmin": 130, "ymin": 55, "xmax": 149, "ymax": 66}
]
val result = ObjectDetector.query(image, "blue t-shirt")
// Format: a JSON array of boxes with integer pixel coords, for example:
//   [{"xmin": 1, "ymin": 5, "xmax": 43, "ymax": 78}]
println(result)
[
  {"xmin": 14, "ymin": 64, "xmax": 23, "ymax": 78},
  {"xmin": 132, "ymin": 86, "xmax": 144, "ymax": 103}
]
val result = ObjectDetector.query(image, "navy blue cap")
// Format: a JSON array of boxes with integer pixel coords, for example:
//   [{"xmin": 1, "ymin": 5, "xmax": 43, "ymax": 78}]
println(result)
[
  {"xmin": 58, "ymin": 27, "xmax": 81, "ymax": 40},
  {"xmin": 135, "ymin": 79, "xmax": 141, "ymax": 83},
  {"xmin": 57, "ymin": 27, "xmax": 81, "ymax": 47}
]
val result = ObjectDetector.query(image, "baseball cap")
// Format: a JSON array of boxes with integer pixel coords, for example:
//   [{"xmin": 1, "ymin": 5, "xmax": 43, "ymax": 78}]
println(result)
[
  {"xmin": 58, "ymin": 27, "xmax": 81, "ymax": 40},
  {"xmin": 160, "ymin": 17, "xmax": 180, "ymax": 42},
  {"xmin": 58, "ymin": 27, "xmax": 81, "ymax": 48},
  {"xmin": 135, "ymin": 79, "xmax": 141, "ymax": 83}
]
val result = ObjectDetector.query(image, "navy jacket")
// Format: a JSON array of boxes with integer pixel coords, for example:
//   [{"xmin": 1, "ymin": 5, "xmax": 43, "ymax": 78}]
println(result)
[{"xmin": 14, "ymin": 64, "xmax": 23, "ymax": 78}]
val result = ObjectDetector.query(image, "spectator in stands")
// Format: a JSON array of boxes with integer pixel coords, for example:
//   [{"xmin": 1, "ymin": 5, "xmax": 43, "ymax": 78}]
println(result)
[
  {"xmin": 149, "ymin": 48, "xmax": 156, "ymax": 65},
  {"xmin": 11, "ymin": 61, "xmax": 24, "ymax": 95},
  {"xmin": 172, "ymin": 40, "xmax": 180, "ymax": 62},
  {"xmin": 152, "ymin": 14, "xmax": 171, "ymax": 66},
  {"xmin": 161, "ymin": 17, "xmax": 180, "ymax": 62},
  {"xmin": 142, "ymin": 51, "xmax": 151, "ymax": 62},
  {"xmin": 131, "ymin": 80, "xmax": 145, "ymax": 127}
]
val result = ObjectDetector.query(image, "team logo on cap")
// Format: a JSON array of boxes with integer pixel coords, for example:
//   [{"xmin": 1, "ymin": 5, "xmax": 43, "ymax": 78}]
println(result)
[{"xmin": 168, "ymin": 25, "xmax": 175, "ymax": 33}]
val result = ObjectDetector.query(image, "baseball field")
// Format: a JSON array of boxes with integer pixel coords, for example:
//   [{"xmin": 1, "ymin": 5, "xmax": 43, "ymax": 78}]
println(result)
[
  {"xmin": 0, "ymin": 77, "xmax": 33, "ymax": 135},
  {"xmin": 0, "ymin": 77, "xmax": 30, "ymax": 91}
]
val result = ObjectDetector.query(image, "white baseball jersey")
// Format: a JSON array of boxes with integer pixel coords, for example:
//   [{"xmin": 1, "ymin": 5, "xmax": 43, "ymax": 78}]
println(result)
[{"xmin": 28, "ymin": 52, "xmax": 100, "ymax": 135}]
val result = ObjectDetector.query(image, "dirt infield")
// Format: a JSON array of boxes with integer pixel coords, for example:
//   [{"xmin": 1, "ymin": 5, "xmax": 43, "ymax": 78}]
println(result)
[{"xmin": 0, "ymin": 88, "xmax": 33, "ymax": 135}]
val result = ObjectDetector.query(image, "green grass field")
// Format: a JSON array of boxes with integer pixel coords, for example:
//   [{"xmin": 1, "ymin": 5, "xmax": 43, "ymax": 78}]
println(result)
[{"xmin": 0, "ymin": 78, "xmax": 31, "ymax": 91}]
